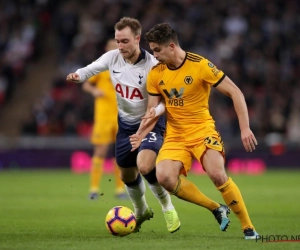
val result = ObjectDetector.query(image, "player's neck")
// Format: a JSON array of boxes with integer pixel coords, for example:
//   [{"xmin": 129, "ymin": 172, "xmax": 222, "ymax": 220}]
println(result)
[
  {"xmin": 168, "ymin": 49, "xmax": 186, "ymax": 69},
  {"xmin": 125, "ymin": 47, "xmax": 141, "ymax": 65}
]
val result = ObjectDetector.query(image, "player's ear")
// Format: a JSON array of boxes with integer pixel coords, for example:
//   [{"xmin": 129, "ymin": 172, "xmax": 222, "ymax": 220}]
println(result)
[
  {"xmin": 169, "ymin": 43, "xmax": 176, "ymax": 50},
  {"xmin": 135, "ymin": 35, "xmax": 141, "ymax": 43}
]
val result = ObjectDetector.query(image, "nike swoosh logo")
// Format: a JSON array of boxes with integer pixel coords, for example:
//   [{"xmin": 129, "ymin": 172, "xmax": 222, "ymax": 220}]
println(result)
[{"xmin": 113, "ymin": 70, "xmax": 121, "ymax": 73}]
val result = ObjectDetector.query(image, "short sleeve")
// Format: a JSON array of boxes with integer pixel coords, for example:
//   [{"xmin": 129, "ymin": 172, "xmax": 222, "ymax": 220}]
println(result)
[
  {"xmin": 200, "ymin": 59, "xmax": 225, "ymax": 86},
  {"xmin": 146, "ymin": 69, "xmax": 161, "ymax": 96}
]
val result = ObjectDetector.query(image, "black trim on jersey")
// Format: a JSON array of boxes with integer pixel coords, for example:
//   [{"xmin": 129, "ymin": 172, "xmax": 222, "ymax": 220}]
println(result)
[
  {"xmin": 213, "ymin": 73, "xmax": 226, "ymax": 87},
  {"xmin": 134, "ymin": 47, "xmax": 146, "ymax": 65},
  {"xmin": 167, "ymin": 52, "xmax": 187, "ymax": 71},
  {"xmin": 152, "ymin": 62, "xmax": 162, "ymax": 70},
  {"xmin": 186, "ymin": 52, "xmax": 202, "ymax": 62},
  {"xmin": 148, "ymin": 92, "xmax": 162, "ymax": 96}
]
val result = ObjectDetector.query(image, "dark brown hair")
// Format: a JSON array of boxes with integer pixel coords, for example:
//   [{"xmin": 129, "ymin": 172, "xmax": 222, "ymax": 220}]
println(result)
[
  {"xmin": 114, "ymin": 17, "xmax": 142, "ymax": 36},
  {"xmin": 144, "ymin": 23, "xmax": 179, "ymax": 45}
]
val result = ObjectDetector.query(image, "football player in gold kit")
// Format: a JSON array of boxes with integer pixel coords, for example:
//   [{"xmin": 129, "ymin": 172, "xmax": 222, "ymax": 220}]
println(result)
[
  {"xmin": 82, "ymin": 39, "xmax": 126, "ymax": 200},
  {"xmin": 130, "ymin": 23, "xmax": 260, "ymax": 240}
]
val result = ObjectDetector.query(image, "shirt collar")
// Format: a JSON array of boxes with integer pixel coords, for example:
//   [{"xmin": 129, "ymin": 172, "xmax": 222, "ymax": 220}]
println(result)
[{"xmin": 134, "ymin": 47, "xmax": 146, "ymax": 65}]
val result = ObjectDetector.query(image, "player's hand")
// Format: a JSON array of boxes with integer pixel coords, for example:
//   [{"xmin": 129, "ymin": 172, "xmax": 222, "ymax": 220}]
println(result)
[
  {"xmin": 66, "ymin": 73, "xmax": 80, "ymax": 82},
  {"xmin": 140, "ymin": 107, "xmax": 156, "ymax": 130},
  {"xmin": 241, "ymin": 128, "xmax": 258, "ymax": 152},
  {"xmin": 129, "ymin": 133, "xmax": 143, "ymax": 152}
]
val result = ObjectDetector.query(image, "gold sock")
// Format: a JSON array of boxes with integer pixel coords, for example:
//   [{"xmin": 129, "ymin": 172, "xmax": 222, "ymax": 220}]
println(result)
[
  {"xmin": 217, "ymin": 177, "xmax": 254, "ymax": 231},
  {"xmin": 90, "ymin": 157, "xmax": 104, "ymax": 192},
  {"xmin": 170, "ymin": 177, "xmax": 220, "ymax": 211},
  {"xmin": 113, "ymin": 159, "xmax": 125, "ymax": 194}
]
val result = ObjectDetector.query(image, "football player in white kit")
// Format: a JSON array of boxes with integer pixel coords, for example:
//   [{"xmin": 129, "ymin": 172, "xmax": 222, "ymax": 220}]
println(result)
[{"xmin": 66, "ymin": 17, "xmax": 180, "ymax": 233}]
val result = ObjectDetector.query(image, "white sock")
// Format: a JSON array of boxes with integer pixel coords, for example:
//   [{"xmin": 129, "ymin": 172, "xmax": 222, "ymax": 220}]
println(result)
[
  {"xmin": 147, "ymin": 182, "xmax": 174, "ymax": 212},
  {"xmin": 125, "ymin": 178, "xmax": 148, "ymax": 216}
]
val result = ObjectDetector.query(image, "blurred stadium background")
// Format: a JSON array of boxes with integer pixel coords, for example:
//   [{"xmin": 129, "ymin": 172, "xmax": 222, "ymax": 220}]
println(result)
[{"xmin": 0, "ymin": 0, "xmax": 299, "ymax": 171}]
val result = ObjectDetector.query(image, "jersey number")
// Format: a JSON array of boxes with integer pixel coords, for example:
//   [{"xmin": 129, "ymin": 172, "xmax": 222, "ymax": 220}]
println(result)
[
  {"xmin": 204, "ymin": 137, "xmax": 220, "ymax": 146},
  {"xmin": 142, "ymin": 132, "xmax": 157, "ymax": 143}
]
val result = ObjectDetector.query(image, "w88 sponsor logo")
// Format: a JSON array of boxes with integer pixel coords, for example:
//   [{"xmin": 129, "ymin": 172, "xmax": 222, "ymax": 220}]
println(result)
[
  {"xmin": 168, "ymin": 99, "xmax": 184, "ymax": 106},
  {"xmin": 164, "ymin": 88, "xmax": 185, "ymax": 106}
]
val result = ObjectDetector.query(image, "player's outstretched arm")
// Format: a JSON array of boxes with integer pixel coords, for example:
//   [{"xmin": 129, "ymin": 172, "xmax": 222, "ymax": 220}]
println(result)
[
  {"xmin": 215, "ymin": 76, "xmax": 258, "ymax": 152},
  {"xmin": 129, "ymin": 95, "xmax": 163, "ymax": 151},
  {"xmin": 129, "ymin": 117, "xmax": 159, "ymax": 152},
  {"xmin": 67, "ymin": 52, "xmax": 110, "ymax": 84}
]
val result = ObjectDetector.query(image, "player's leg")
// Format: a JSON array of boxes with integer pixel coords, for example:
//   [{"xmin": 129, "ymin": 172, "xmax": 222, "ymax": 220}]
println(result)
[
  {"xmin": 115, "ymin": 130, "xmax": 153, "ymax": 232},
  {"xmin": 119, "ymin": 165, "xmax": 151, "ymax": 220},
  {"xmin": 156, "ymin": 141, "xmax": 230, "ymax": 231},
  {"xmin": 137, "ymin": 149, "xmax": 180, "ymax": 233},
  {"xmin": 89, "ymin": 144, "xmax": 109, "ymax": 199},
  {"xmin": 202, "ymin": 148, "xmax": 260, "ymax": 239},
  {"xmin": 137, "ymin": 131, "xmax": 180, "ymax": 233},
  {"xmin": 110, "ymin": 123, "xmax": 126, "ymax": 198},
  {"xmin": 112, "ymin": 157, "xmax": 127, "ymax": 199},
  {"xmin": 89, "ymin": 120, "xmax": 112, "ymax": 199},
  {"xmin": 120, "ymin": 165, "xmax": 153, "ymax": 232},
  {"xmin": 137, "ymin": 149, "xmax": 174, "ymax": 213},
  {"xmin": 156, "ymin": 159, "xmax": 220, "ymax": 211}
]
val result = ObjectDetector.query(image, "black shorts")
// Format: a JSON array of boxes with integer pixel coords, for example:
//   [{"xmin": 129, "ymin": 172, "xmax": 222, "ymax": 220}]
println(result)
[{"xmin": 115, "ymin": 130, "xmax": 164, "ymax": 168}]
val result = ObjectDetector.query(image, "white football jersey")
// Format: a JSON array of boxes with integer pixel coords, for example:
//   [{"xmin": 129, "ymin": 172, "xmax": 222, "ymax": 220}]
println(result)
[{"xmin": 76, "ymin": 49, "xmax": 158, "ymax": 125}]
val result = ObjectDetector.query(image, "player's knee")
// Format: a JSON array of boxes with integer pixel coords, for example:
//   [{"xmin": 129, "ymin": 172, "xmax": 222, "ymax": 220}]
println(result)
[
  {"xmin": 208, "ymin": 171, "xmax": 228, "ymax": 187},
  {"xmin": 156, "ymin": 172, "xmax": 175, "ymax": 192},
  {"xmin": 138, "ymin": 162, "xmax": 153, "ymax": 175},
  {"xmin": 94, "ymin": 145, "xmax": 108, "ymax": 157}
]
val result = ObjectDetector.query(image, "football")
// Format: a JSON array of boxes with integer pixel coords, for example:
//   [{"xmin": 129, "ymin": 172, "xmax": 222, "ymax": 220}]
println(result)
[{"xmin": 105, "ymin": 206, "xmax": 136, "ymax": 236}]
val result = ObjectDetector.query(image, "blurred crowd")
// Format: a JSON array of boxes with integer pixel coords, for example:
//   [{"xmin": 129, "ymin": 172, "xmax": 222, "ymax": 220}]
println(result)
[
  {"xmin": 0, "ymin": 0, "xmax": 53, "ymax": 107},
  {"xmin": 10, "ymin": 0, "xmax": 300, "ymax": 144}
]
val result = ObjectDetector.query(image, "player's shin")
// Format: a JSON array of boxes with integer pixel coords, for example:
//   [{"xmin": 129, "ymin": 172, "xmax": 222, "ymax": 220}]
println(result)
[
  {"xmin": 113, "ymin": 160, "xmax": 125, "ymax": 195},
  {"xmin": 217, "ymin": 177, "xmax": 255, "ymax": 230},
  {"xmin": 125, "ymin": 174, "xmax": 148, "ymax": 216},
  {"xmin": 144, "ymin": 168, "xmax": 181, "ymax": 233},
  {"xmin": 90, "ymin": 156, "xmax": 104, "ymax": 192},
  {"xmin": 143, "ymin": 168, "xmax": 174, "ymax": 212},
  {"xmin": 170, "ymin": 177, "xmax": 220, "ymax": 211}
]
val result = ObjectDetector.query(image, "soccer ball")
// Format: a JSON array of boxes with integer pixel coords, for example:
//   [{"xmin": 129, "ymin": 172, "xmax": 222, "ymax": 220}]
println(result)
[{"xmin": 105, "ymin": 206, "xmax": 136, "ymax": 236}]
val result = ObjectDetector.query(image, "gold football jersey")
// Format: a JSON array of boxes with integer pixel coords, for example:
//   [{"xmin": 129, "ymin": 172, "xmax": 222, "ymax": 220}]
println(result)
[{"xmin": 147, "ymin": 52, "xmax": 225, "ymax": 139}]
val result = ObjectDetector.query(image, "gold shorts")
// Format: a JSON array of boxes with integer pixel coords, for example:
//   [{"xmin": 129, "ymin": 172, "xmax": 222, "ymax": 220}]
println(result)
[{"xmin": 156, "ymin": 133, "xmax": 225, "ymax": 176}]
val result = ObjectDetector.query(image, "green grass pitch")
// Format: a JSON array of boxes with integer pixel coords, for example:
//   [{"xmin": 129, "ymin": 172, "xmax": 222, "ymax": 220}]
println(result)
[{"xmin": 1, "ymin": 169, "xmax": 300, "ymax": 250}]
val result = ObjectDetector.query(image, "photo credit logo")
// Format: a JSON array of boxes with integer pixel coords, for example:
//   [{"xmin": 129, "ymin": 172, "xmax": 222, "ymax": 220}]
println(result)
[{"xmin": 256, "ymin": 235, "xmax": 300, "ymax": 243}]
